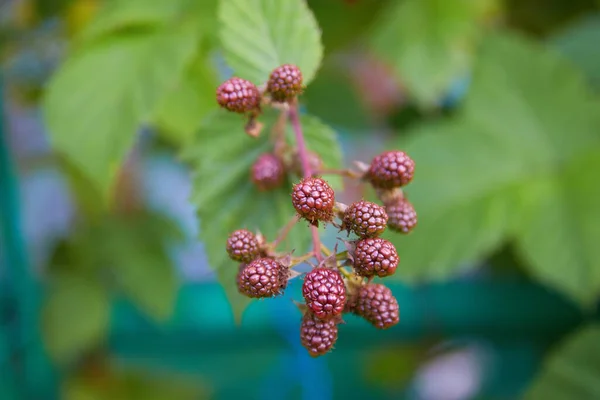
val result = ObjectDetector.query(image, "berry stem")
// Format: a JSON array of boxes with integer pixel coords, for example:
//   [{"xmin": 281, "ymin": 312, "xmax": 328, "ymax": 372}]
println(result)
[
  {"xmin": 272, "ymin": 214, "xmax": 300, "ymax": 248},
  {"xmin": 289, "ymin": 101, "xmax": 323, "ymax": 263}
]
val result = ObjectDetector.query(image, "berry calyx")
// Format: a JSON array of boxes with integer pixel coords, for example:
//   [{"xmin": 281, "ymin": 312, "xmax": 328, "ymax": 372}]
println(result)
[
  {"xmin": 267, "ymin": 64, "xmax": 304, "ymax": 102},
  {"xmin": 237, "ymin": 258, "xmax": 288, "ymax": 298},
  {"xmin": 226, "ymin": 229, "xmax": 260, "ymax": 262},
  {"xmin": 386, "ymin": 198, "xmax": 417, "ymax": 234},
  {"xmin": 300, "ymin": 311, "xmax": 339, "ymax": 357},
  {"xmin": 342, "ymin": 200, "xmax": 388, "ymax": 238},
  {"xmin": 291, "ymin": 177, "xmax": 335, "ymax": 225},
  {"xmin": 353, "ymin": 238, "xmax": 399, "ymax": 277},
  {"xmin": 302, "ymin": 267, "xmax": 346, "ymax": 319},
  {"xmin": 216, "ymin": 77, "xmax": 261, "ymax": 114},
  {"xmin": 354, "ymin": 284, "xmax": 399, "ymax": 329},
  {"xmin": 251, "ymin": 153, "xmax": 285, "ymax": 191},
  {"xmin": 367, "ymin": 150, "xmax": 415, "ymax": 189}
]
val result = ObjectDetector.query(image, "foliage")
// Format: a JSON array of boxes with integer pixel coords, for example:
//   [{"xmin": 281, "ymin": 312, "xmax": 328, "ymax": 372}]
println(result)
[
  {"xmin": 17, "ymin": 0, "xmax": 600, "ymax": 395},
  {"xmin": 525, "ymin": 324, "xmax": 600, "ymax": 399},
  {"xmin": 387, "ymin": 32, "xmax": 600, "ymax": 306}
]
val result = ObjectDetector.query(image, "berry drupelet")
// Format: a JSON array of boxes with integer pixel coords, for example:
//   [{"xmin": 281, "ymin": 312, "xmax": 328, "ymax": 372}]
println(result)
[
  {"xmin": 367, "ymin": 150, "xmax": 415, "ymax": 189},
  {"xmin": 302, "ymin": 267, "xmax": 346, "ymax": 320},
  {"xmin": 226, "ymin": 229, "xmax": 260, "ymax": 263},
  {"xmin": 237, "ymin": 258, "xmax": 288, "ymax": 298},
  {"xmin": 355, "ymin": 284, "xmax": 399, "ymax": 329},
  {"xmin": 386, "ymin": 198, "xmax": 417, "ymax": 234},
  {"xmin": 300, "ymin": 311, "xmax": 338, "ymax": 357},
  {"xmin": 343, "ymin": 200, "xmax": 388, "ymax": 238},
  {"xmin": 216, "ymin": 77, "xmax": 261, "ymax": 113},
  {"xmin": 353, "ymin": 238, "xmax": 399, "ymax": 278},
  {"xmin": 291, "ymin": 177, "xmax": 335, "ymax": 225},
  {"xmin": 267, "ymin": 64, "xmax": 304, "ymax": 102}
]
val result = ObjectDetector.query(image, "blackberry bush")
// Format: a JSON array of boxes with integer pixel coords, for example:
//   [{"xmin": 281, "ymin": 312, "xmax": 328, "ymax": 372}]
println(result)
[
  {"xmin": 342, "ymin": 200, "xmax": 388, "ymax": 238},
  {"xmin": 300, "ymin": 311, "xmax": 339, "ymax": 357},
  {"xmin": 237, "ymin": 257, "xmax": 288, "ymax": 298},
  {"xmin": 353, "ymin": 237, "xmax": 399, "ymax": 278},
  {"xmin": 216, "ymin": 77, "xmax": 261, "ymax": 114},
  {"xmin": 386, "ymin": 198, "xmax": 418, "ymax": 234},
  {"xmin": 251, "ymin": 153, "xmax": 285, "ymax": 191}
]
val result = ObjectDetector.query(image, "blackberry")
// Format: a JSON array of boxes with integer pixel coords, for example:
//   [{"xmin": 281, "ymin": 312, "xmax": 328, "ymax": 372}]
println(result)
[
  {"xmin": 291, "ymin": 177, "xmax": 335, "ymax": 225},
  {"xmin": 226, "ymin": 229, "xmax": 260, "ymax": 263},
  {"xmin": 300, "ymin": 311, "xmax": 338, "ymax": 357},
  {"xmin": 237, "ymin": 258, "xmax": 288, "ymax": 298},
  {"xmin": 216, "ymin": 77, "xmax": 261, "ymax": 113},
  {"xmin": 353, "ymin": 238, "xmax": 399, "ymax": 278},
  {"xmin": 302, "ymin": 267, "xmax": 346, "ymax": 319},
  {"xmin": 386, "ymin": 199, "xmax": 417, "ymax": 234},
  {"xmin": 368, "ymin": 151, "xmax": 415, "ymax": 189},
  {"xmin": 251, "ymin": 153, "xmax": 285, "ymax": 191},
  {"xmin": 267, "ymin": 64, "xmax": 303, "ymax": 102},
  {"xmin": 355, "ymin": 284, "xmax": 399, "ymax": 329},
  {"xmin": 343, "ymin": 200, "xmax": 388, "ymax": 238}
]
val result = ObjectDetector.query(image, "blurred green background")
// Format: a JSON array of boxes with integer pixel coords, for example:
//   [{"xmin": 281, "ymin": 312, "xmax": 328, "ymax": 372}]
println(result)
[{"xmin": 2, "ymin": 0, "xmax": 600, "ymax": 399}]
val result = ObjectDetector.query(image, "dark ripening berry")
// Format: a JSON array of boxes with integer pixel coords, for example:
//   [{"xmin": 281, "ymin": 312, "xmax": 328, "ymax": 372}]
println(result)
[
  {"xmin": 291, "ymin": 177, "xmax": 335, "ymax": 225},
  {"xmin": 251, "ymin": 153, "xmax": 285, "ymax": 191},
  {"xmin": 368, "ymin": 150, "xmax": 415, "ymax": 189},
  {"xmin": 353, "ymin": 238, "xmax": 399, "ymax": 278},
  {"xmin": 355, "ymin": 284, "xmax": 399, "ymax": 329},
  {"xmin": 302, "ymin": 267, "xmax": 346, "ymax": 319},
  {"xmin": 226, "ymin": 229, "xmax": 260, "ymax": 263},
  {"xmin": 237, "ymin": 258, "xmax": 288, "ymax": 298},
  {"xmin": 386, "ymin": 198, "xmax": 417, "ymax": 234},
  {"xmin": 216, "ymin": 77, "xmax": 261, "ymax": 113},
  {"xmin": 300, "ymin": 311, "xmax": 338, "ymax": 357},
  {"xmin": 343, "ymin": 200, "xmax": 388, "ymax": 238},
  {"xmin": 267, "ymin": 64, "xmax": 303, "ymax": 102}
]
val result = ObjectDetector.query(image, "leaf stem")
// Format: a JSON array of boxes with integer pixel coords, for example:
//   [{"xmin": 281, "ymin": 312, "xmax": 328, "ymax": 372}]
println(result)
[{"xmin": 289, "ymin": 100, "xmax": 323, "ymax": 263}]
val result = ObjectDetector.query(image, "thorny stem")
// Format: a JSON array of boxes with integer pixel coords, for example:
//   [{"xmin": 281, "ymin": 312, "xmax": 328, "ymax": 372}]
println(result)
[
  {"xmin": 272, "ymin": 214, "xmax": 300, "ymax": 248},
  {"xmin": 272, "ymin": 107, "xmax": 288, "ymax": 156},
  {"xmin": 289, "ymin": 101, "xmax": 323, "ymax": 263}
]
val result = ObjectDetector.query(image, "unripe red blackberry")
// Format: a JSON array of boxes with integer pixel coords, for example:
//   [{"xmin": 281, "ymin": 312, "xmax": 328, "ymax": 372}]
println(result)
[
  {"xmin": 291, "ymin": 177, "xmax": 335, "ymax": 225},
  {"xmin": 216, "ymin": 77, "xmax": 261, "ymax": 113},
  {"xmin": 237, "ymin": 258, "xmax": 288, "ymax": 298},
  {"xmin": 302, "ymin": 267, "xmax": 346, "ymax": 319},
  {"xmin": 251, "ymin": 153, "xmax": 285, "ymax": 191},
  {"xmin": 300, "ymin": 311, "xmax": 338, "ymax": 357},
  {"xmin": 353, "ymin": 238, "xmax": 399, "ymax": 277},
  {"xmin": 226, "ymin": 229, "xmax": 260, "ymax": 262},
  {"xmin": 386, "ymin": 199, "xmax": 417, "ymax": 234},
  {"xmin": 267, "ymin": 64, "xmax": 303, "ymax": 102},
  {"xmin": 355, "ymin": 284, "xmax": 399, "ymax": 329},
  {"xmin": 368, "ymin": 150, "xmax": 415, "ymax": 189},
  {"xmin": 343, "ymin": 200, "xmax": 388, "ymax": 238}
]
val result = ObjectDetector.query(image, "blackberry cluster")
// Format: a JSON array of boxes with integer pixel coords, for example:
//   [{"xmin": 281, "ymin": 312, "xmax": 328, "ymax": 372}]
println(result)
[{"xmin": 218, "ymin": 65, "xmax": 417, "ymax": 357}]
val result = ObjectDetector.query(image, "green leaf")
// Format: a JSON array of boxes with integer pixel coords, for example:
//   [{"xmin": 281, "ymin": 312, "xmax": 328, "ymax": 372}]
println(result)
[
  {"xmin": 525, "ymin": 324, "xmax": 600, "ymax": 400},
  {"xmin": 389, "ymin": 32, "xmax": 600, "ymax": 298},
  {"xmin": 42, "ymin": 275, "xmax": 110, "ymax": 363},
  {"xmin": 185, "ymin": 110, "xmax": 342, "ymax": 320},
  {"xmin": 370, "ymin": 0, "xmax": 498, "ymax": 106},
  {"xmin": 551, "ymin": 15, "xmax": 600, "ymax": 90},
  {"xmin": 514, "ymin": 150, "xmax": 600, "ymax": 305},
  {"xmin": 218, "ymin": 0, "xmax": 323, "ymax": 85},
  {"xmin": 153, "ymin": 54, "xmax": 219, "ymax": 146},
  {"xmin": 44, "ymin": 24, "xmax": 198, "ymax": 197},
  {"xmin": 79, "ymin": 0, "xmax": 182, "ymax": 43}
]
